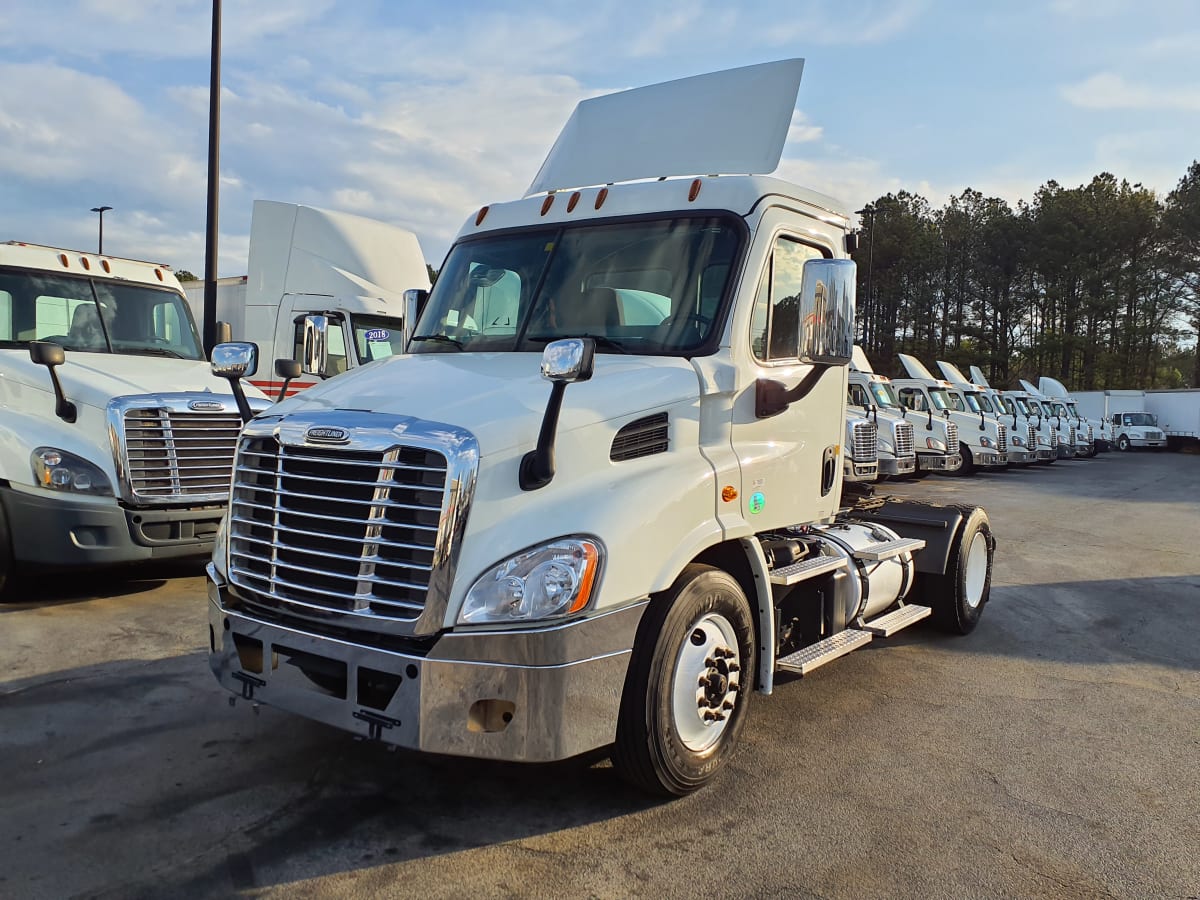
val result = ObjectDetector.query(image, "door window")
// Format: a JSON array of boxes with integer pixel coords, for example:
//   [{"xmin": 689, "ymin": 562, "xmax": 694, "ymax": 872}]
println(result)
[{"xmin": 750, "ymin": 237, "xmax": 825, "ymax": 363}]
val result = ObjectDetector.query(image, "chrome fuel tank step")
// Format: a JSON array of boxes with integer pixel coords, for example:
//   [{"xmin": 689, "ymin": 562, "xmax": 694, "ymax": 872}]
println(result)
[
  {"xmin": 776, "ymin": 629, "xmax": 873, "ymax": 675},
  {"xmin": 852, "ymin": 537, "xmax": 925, "ymax": 562},
  {"xmin": 768, "ymin": 555, "xmax": 849, "ymax": 585},
  {"xmin": 858, "ymin": 603, "xmax": 931, "ymax": 636}
]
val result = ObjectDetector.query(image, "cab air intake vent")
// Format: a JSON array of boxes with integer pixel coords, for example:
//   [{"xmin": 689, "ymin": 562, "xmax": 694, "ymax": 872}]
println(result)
[{"xmin": 611, "ymin": 413, "xmax": 669, "ymax": 461}]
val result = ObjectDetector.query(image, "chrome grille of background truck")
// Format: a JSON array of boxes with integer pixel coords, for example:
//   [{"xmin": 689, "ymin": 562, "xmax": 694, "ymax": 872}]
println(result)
[
  {"xmin": 852, "ymin": 420, "xmax": 877, "ymax": 461},
  {"xmin": 996, "ymin": 422, "xmax": 1008, "ymax": 452},
  {"xmin": 1028, "ymin": 423, "xmax": 1037, "ymax": 450},
  {"xmin": 945, "ymin": 421, "xmax": 958, "ymax": 449},
  {"xmin": 893, "ymin": 421, "xmax": 915, "ymax": 457},
  {"xmin": 122, "ymin": 409, "xmax": 244, "ymax": 501}
]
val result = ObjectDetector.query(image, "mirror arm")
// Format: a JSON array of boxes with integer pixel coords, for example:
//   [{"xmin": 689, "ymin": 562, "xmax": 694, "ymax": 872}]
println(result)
[
  {"xmin": 227, "ymin": 378, "xmax": 254, "ymax": 425},
  {"xmin": 277, "ymin": 376, "xmax": 293, "ymax": 403},
  {"xmin": 755, "ymin": 363, "xmax": 835, "ymax": 419},
  {"xmin": 48, "ymin": 366, "xmax": 77, "ymax": 423},
  {"xmin": 520, "ymin": 381, "xmax": 568, "ymax": 491}
]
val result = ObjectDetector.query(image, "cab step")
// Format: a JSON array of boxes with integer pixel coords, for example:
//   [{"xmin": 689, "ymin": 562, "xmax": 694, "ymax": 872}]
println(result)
[
  {"xmin": 853, "ymin": 537, "xmax": 926, "ymax": 562},
  {"xmin": 776, "ymin": 629, "xmax": 872, "ymax": 676},
  {"xmin": 857, "ymin": 603, "xmax": 932, "ymax": 637},
  {"xmin": 768, "ymin": 555, "xmax": 848, "ymax": 585}
]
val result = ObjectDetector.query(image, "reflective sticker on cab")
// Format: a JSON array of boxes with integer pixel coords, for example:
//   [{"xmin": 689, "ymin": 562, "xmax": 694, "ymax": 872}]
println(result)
[{"xmin": 748, "ymin": 492, "xmax": 765, "ymax": 515}]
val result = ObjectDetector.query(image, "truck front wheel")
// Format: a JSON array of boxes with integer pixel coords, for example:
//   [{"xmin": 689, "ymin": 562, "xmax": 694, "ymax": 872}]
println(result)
[
  {"xmin": 1117, "ymin": 435, "xmax": 1130, "ymax": 451},
  {"xmin": 613, "ymin": 564, "xmax": 756, "ymax": 796},
  {"xmin": 923, "ymin": 507, "xmax": 993, "ymax": 635},
  {"xmin": 956, "ymin": 444, "xmax": 975, "ymax": 475}
]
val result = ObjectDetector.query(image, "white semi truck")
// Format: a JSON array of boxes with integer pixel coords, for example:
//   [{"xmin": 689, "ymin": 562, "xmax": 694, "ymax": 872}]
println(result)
[
  {"xmin": 841, "ymin": 413, "xmax": 880, "ymax": 484},
  {"xmin": 936, "ymin": 361, "xmax": 1035, "ymax": 466},
  {"xmin": 1077, "ymin": 389, "xmax": 1198, "ymax": 451},
  {"xmin": 893, "ymin": 355, "xmax": 1008, "ymax": 474},
  {"xmin": 1020, "ymin": 380, "xmax": 1092, "ymax": 457},
  {"xmin": 967, "ymin": 366, "xmax": 1057, "ymax": 464},
  {"xmin": 183, "ymin": 200, "xmax": 430, "ymax": 399},
  {"xmin": 205, "ymin": 60, "xmax": 995, "ymax": 796},
  {"xmin": 846, "ymin": 348, "xmax": 918, "ymax": 478},
  {"xmin": 1038, "ymin": 376, "xmax": 1109, "ymax": 453},
  {"xmin": 0, "ymin": 241, "xmax": 268, "ymax": 594}
]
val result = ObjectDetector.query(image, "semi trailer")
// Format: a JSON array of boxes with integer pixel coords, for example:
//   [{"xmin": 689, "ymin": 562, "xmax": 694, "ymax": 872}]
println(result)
[{"xmin": 205, "ymin": 60, "xmax": 996, "ymax": 796}]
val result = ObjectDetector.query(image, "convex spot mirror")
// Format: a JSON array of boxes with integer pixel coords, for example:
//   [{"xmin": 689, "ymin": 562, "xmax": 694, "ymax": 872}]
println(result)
[
  {"xmin": 797, "ymin": 258, "xmax": 856, "ymax": 366},
  {"xmin": 540, "ymin": 338, "xmax": 595, "ymax": 383},
  {"xmin": 210, "ymin": 341, "xmax": 259, "ymax": 379}
]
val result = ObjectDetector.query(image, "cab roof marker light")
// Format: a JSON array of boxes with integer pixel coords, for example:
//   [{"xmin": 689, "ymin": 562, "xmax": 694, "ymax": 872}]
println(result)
[
  {"xmin": 80, "ymin": 257, "xmax": 91, "ymax": 270},
  {"xmin": 101, "ymin": 259, "xmax": 111, "ymax": 273},
  {"xmin": 688, "ymin": 178, "xmax": 702, "ymax": 202},
  {"xmin": 567, "ymin": 191, "xmax": 580, "ymax": 213},
  {"xmin": 475, "ymin": 206, "xmax": 489, "ymax": 226},
  {"xmin": 154, "ymin": 268, "xmax": 164, "ymax": 281},
  {"xmin": 540, "ymin": 194, "xmax": 555, "ymax": 216},
  {"xmin": 595, "ymin": 187, "xmax": 608, "ymax": 210},
  {"xmin": 59, "ymin": 253, "xmax": 69, "ymax": 267}
]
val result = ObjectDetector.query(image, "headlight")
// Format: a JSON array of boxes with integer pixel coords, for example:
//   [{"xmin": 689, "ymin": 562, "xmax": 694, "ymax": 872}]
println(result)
[
  {"xmin": 979, "ymin": 436, "xmax": 995, "ymax": 449},
  {"xmin": 1011, "ymin": 435, "xmax": 1026, "ymax": 447},
  {"xmin": 459, "ymin": 537, "xmax": 602, "ymax": 625},
  {"xmin": 31, "ymin": 447, "xmax": 113, "ymax": 495},
  {"xmin": 925, "ymin": 437, "xmax": 946, "ymax": 451},
  {"xmin": 213, "ymin": 513, "xmax": 230, "ymax": 578}
]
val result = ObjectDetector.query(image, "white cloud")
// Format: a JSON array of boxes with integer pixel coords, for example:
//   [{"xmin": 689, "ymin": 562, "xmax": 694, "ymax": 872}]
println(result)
[{"xmin": 1061, "ymin": 72, "xmax": 1200, "ymax": 112}]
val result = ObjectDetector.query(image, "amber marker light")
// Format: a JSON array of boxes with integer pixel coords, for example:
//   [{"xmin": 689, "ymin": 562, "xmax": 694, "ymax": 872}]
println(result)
[
  {"xmin": 567, "ymin": 191, "xmax": 580, "ymax": 212},
  {"xmin": 475, "ymin": 206, "xmax": 489, "ymax": 226},
  {"xmin": 595, "ymin": 187, "xmax": 608, "ymax": 210},
  {"xmin": 59, "ymin": 253, "xmax": 69, "ymax": 267},
  {"xmin": 101, "ymin": 260, "xmax": 111, "ymax": 273},
  {"xmin": 568, "ymin": 541, "xmax": 601, "ymax": 614},
  {"xmin": 721, "ymin": 485, "xmax": 738, "ymax": 503},
  {"xmin": 540, "ymin": 194, "xmax": 555, "ymax": 216},
  {"xmin": 154, "ymin": 268, "xmax": 164, "ymax": 281},
  {"xmin": 80, "ymin": 257, "xmax": 91, "ymax": 270},
  {"xmin": 688, "ymin": 178, "xmax": 702, "ymax": 202}
]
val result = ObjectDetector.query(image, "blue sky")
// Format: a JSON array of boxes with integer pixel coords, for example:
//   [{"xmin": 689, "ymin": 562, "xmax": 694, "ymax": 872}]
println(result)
[{"xmin": 1, "ymin": 0, "xmax": 1197, "ymax": 276}]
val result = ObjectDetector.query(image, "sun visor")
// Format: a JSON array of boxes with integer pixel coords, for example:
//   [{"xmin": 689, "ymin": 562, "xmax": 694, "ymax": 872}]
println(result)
[{"xmin": 526, "ymin": 59, "xmax": 805, "ymax": 197}]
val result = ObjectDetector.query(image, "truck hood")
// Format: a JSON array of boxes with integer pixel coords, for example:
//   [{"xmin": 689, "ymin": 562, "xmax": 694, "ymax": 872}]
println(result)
[
  {"xmin": 271, "ymin": 352, "xmax": 702, "ymax": 456},
  {"xmin": 0, "ymin": 351, "xmax": 255, "ymax": 413}
]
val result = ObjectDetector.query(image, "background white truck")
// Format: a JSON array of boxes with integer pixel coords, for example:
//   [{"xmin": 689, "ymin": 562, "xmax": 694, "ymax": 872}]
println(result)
[
  {"xmin": 1073, "ymin": 389, "xmax": 1170, "ymax": 450},
  {"xmin": 847, "ymin": 347, "xmax": 918, "ymax": 478},
  {"xmin": 893, "ymin": 355, "xmax": 1008, "ymax": 474},
  {"xmin": 0, "ymin": 241, "xmax": 267, "ymax": 594},
  {"xmin": 183, "ymin": 200, "xmax": 430, "ymax": 398},
  {"xmin": 205, "ymin": 59, "xmax": 995, "ymax": 796},
  {"xmin": 968, "ymin": 366, "xmax": 1057, "ymax": 463},
  {"xmin": 1038, "ymin": 376, "xmax": 1108, "ymax": 452},
  {"xmin": 937, "ymin": 361, "xmax": 1035, "ymax": 465},
  {"xmin": 1145, "ymin": 390, "xmax": 1200, "ymax": 449}
]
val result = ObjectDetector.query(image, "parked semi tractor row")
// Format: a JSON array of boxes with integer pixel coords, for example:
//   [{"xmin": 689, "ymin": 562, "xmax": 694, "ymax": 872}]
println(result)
[{"xmin": 201, "ymin": 60, "xmax": 998, "ymax": 796}]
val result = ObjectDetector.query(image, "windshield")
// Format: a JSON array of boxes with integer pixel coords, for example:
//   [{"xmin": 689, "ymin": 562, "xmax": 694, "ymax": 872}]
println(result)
[
  {"xmin": 1066, "ymin": 401, "xmax": 1080, "ymax": 417},
  {"xmin": 0, "ymin": 268, "xmax": 203, "ymax": 360},
  {"xmin": 1049, "ymin": 402, "xmax": 1068, "ymax": 416},
  {"xmin": 974, "ymin": 392, "xmax": 995, "ymax": 414},
  {"xmin": 962, "ymin": 391, "xmax": 983, "ymax": 413},
  {"xmin": 928, "ymin": 388, "xmax": 951, "ymax": 411},
  {"xmin": 351, "ymin": 314, "xmax": 407, "ymax": 363},
  {"xmin": 1122, "ymin": 412, "xmax": 1157, "ymax": 426},
  {"xmin": 868, "ymin": 381, "xmax": 900, "ymax": 409},
  {"xmin": 1025, "ymin": 399, "xmax": 1044, "ymax": 415},
  {"xmin": 412, "ymin": 216, "xmax": 741, "ymax": 356}
]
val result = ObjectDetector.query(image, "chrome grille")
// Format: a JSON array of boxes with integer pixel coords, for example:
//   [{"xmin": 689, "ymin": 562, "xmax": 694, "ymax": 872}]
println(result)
[
  {"xmin": 893, "ymin": 421, "xmax": 915, "ymax": 457},
  {"xmin": 1028, "ymin": 424, "xmax": 1037, "ymax": 450},
  {"xmin": 945, "ymin": 422, "xmax": 958, "ymax": 449},
  {"xmin": 1051, "ymin": 431, "xmax": 1058, "ymax": 448},
  {"xmin": 228, "ymin": 437, "xmax": 448, "ymax": 623},
  {"xmin": 852, "ymin": 421, "xmax": 877, "ymax": 462},
  {"xmin": 1086, "ymin": 423, "xmax": 1094, "ymax": 443},
  {"xmin": 996, "ymin": 422, "xmax": 1008, "ymax": 452},
  {"xmin": 1069, "ymin": 424, "xmax": 1077, "ymax": 446},
  {"xmin": 123, "ymin": 408, "xmax": 244, "ymax": 502}
]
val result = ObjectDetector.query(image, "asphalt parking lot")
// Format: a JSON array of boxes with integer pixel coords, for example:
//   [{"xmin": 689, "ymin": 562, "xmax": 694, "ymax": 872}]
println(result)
[{"xmin": 2, "ymin": 450, "xmax": 1198, "ymax": 899}]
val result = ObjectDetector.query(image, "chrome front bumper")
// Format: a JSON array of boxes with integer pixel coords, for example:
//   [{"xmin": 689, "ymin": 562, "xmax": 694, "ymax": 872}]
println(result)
[
  {"xmin": 1007, "ymin": 449, "xmax": 1036, "ymax": 465},
  {"xmin": 1036, "ymin": 448, "xmax": 1057, "ymax": 461},
  {"xmin": 878, "ymin": 456, "xmax": 917, "ymax": 476},
  {"xmin": 843, "ymin": 460, "xmax": 879, "ymax": 482},
  {"xmin": 975, "ymin": 451, "xmax": 1007, "ymax": 467},
  {"xmin": 917, "ymin": 452, "xmax": 962, "ymax": 472},
  {"xmin": 208, "ymin": 570, "xmax": 646, "ymax": 763}
]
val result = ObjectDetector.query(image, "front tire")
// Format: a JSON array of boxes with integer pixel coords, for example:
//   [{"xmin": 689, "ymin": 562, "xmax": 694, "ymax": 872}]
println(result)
[
  {"xmin": 955, "ymin": 443, "xmax": 975, "ymax": 476},
  {"xmin": 613, "ymin": 564, "xmax": 756, "ymax": 796},
  {"xmin": 924, "ymin": 507, "xmax": 993, "ymax": 634},
  {"xmin": 1117, "ymin": 435, "xmax": 1130, "ymax": 451}
]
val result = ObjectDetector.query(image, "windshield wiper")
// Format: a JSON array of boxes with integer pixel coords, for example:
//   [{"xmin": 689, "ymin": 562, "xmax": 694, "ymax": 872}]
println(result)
[
  {"xmin": 410, "ymin": 334, "xmax": 464, "ymax": 350},
  {"xmin": 528, "ymin": 334, "xmax": 629, "ymax": 354},
  {"xmin": 123, "ymin": 347, "xmax": 187, "ymax": 359}
]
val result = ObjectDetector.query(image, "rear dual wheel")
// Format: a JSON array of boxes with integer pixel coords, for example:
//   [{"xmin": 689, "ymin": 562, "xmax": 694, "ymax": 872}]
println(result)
[{"xmin": 613, "ymin": 565, "xmax": 756, "ymax": 796}]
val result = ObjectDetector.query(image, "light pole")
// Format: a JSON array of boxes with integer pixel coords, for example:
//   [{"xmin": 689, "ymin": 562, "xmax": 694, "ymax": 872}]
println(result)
[
  {"xmin": 855, "ymin": 206, "xmax": 875, "ymax": 348},
  {"xmin": 90, "ymin": 206, "xmax": 112, "ymax": 254}
]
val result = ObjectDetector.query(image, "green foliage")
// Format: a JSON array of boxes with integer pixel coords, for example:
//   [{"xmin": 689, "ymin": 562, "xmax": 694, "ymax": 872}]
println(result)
[
  {"xmin": 174, "ymin": 269, "xmax": 198, "ymax": 282},
  {"xmin": 856, "ymin": 162, "xmax": 1200, "ymax": 389}
]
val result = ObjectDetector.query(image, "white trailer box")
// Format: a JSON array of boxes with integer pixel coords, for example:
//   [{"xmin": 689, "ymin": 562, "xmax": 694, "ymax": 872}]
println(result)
[
  {"xmin": 184, "ymin": 201, "xmax": 430, "ymax": 398},
  {"xmin": 1145, "ymin": 389, "xmax": 1200, "ymax": 447}
]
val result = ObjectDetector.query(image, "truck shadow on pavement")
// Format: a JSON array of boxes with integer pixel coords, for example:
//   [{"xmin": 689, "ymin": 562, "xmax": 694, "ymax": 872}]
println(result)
[{"xmin": 0, "ymin": 560, "xmax": 204, "ymax": 610}]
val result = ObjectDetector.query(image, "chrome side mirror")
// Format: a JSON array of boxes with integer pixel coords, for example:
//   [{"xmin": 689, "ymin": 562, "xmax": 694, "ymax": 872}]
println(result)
[
  {"xmin": 540, "ymin": 338, "xmax": 595, "ymax": 383},
  {"xmin": 797, "ymin": 258, "xmax": 855, "ymax": 365},
  {"xmin": 210, "ymin": 341, "xmax": 259, "ymax": 379},
  {"xmin": 302, "ymin": 315, "xmax": 330, "ymax": 377}
]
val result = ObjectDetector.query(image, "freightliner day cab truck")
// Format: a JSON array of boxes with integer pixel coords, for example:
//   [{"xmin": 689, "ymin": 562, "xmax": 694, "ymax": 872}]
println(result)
[
  {"xmin": 893, "ymin": 354, "xmax": 1008, "ymax": 474},
  {"xmin": 0, "ymin": 241, "xmax": 268, "ymax": 593},
  {"xmin": 205, "ymin": 60, "xmax": 996, "ymax": 796},
  {"xmin": 846, "ymin": 347, "xmax": 918, "ymax": 478},
  {"xmin": 183, "ymin": 200, "xmax": 431, "ymax": 399},
  {"xmin": 1020, "ymin": 380, "xmax": 1091, "ymax": 457},
  {"xmin": 967, "ymin": 366, "xmax": 1057, "ymax": 464},
  {"xmin": 1038, "ymin": 376, "xmax": 1108, "ymax": 453},
  {"xmin": 936, "ymin": 361, "xmax": 1035, "ymax": 466}
]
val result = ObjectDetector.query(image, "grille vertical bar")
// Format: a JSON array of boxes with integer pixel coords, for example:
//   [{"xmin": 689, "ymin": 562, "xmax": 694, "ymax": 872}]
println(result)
[{"xmin": 996, "ymin": 423, "xmax": 1007, "ymax": 452}]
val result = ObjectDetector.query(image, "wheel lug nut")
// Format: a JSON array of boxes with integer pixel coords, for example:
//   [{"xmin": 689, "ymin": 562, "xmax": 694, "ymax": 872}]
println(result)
[
  {"xmin": 728, "ymin": 663, "xmax": 740, "ymax": 673},
  {"xmin": 722, "ymin": 701, "xmax": 734, "ymax": 710}
]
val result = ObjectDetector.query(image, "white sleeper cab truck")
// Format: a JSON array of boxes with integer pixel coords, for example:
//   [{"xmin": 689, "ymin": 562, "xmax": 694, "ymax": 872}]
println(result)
[
  {"xmin": 205, "ymin": 61, "xmax": 996, "ymax": 796},
  {"xmin": 936, "ymin": 361, "xmax": 1034, "ymax": 466},
  {"xmin": 0, "ymin": 241, "xmax": 268, "ymax": 593},
  {"xmin": 183, "ymin": 201, "xmax": 431, "ymax": 399},
  {"xmin": 969, "ymin": 366, "xmax": 1057, "ymax": 464},
  {"xmin": 893, "ymin": 355, "xmax": 1007, "ymax": 474},
  {"xmin": 1038, "ymin": 376, "xmax": 1107, "ymax": 453},
  {"xmin": 846, "ymin": 348, "xmax": 917, "ymax": 478}
]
